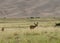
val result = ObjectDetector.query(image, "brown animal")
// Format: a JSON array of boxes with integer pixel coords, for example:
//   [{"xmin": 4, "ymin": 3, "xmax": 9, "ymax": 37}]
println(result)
[
  {"xmin": 1, "ymin": 27, "xmax": 4, "ymax": 31},
  {"xmin": 55, "ymin": 23, "xmax": 60, "ymax": 27},
  {"xmin": 30, "ymin": 22, "xmax": 38, "ymax": 29}
]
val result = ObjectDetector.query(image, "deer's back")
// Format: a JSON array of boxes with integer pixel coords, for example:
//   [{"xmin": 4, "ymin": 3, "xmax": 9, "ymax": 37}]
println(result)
[{"xmin": 30, "ymin": 25, "xmax": 36, "ymax": 29}]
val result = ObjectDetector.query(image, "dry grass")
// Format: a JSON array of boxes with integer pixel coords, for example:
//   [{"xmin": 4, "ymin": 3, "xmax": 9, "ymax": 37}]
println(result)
[{"xmin": 0, "ymin": 18, "xmax": 60, "ymax": 43}]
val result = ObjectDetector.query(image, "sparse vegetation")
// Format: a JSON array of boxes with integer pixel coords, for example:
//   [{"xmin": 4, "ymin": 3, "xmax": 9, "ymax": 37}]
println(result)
[{"xmin": 0, "ymin": 18, "xmax": 60, "ymax": 43}]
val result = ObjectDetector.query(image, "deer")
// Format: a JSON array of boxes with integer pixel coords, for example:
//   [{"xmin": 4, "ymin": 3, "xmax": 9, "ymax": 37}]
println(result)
[
  {"xmin": 30, "ymin": 22, "xmax": 38, "ymax": 29},
  {"xmin": 55, "ymin": 23, "xmax": 60, "ymax": 27},
  {"xmin": 1, "ymin": 27, "xmax": 4, "ymax": 31}
]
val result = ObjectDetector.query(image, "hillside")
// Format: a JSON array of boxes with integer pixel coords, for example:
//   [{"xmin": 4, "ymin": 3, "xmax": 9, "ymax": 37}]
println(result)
[{"xmin": 0, "ymin": 0, "xmax": 60, "ymax": 18}]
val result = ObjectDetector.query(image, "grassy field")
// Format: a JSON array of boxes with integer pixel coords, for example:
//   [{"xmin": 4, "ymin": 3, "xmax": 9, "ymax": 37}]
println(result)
[{"xmin": 0, "ymin": 18, "xmax": 60, "ymax": 43}]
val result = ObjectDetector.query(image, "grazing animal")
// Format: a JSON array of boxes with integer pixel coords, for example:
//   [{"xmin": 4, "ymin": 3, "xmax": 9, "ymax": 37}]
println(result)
[
  {"xmin": 30, "ymin": 22, "xmax": 38, "ymax": 29},
  {"xmin": 55, "ymin": 23, "xmax": 60, "ymax": 27},
  {"xmin": 1, "ymin": 27, "xmax": 4, "ymax": 31}
]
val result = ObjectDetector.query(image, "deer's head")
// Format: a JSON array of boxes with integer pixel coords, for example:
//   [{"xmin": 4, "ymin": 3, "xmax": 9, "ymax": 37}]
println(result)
[{"xmin": 34, "ymin": 22, "xmax": 38, "ymax": 26}]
